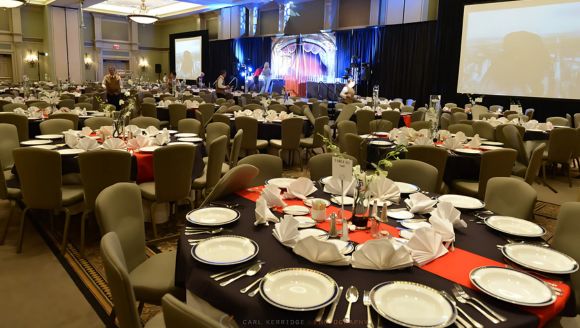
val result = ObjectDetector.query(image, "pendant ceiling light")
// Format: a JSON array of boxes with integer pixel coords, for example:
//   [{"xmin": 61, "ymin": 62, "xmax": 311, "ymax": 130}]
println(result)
[
  {"xmin": 0, "ymin": 0, "xmax": 25, "ymax": 8},
  {"xmin": 128, "ymin": 0, "xmax": 158, "ymax": 24}
]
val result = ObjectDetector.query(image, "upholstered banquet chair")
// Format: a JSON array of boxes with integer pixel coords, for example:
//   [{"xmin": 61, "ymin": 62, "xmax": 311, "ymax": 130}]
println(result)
[
  {"xmin": 192, "ymin": 136, "xmax": 227, "ymax": 205},
  {"xmin": 495, "ymin": 124, "xmax": 525, "ymax": 144},
  {"xmin": 451, "ymin": 149, "xmax": 517, "ymax": 200},
  {"xmin": 313, "ymin": 103, "xmax": 328, "ymax": 118},
  {"xmin": 406, "ymin": 145, "xmax": 449, "ymax": 194},
  {"xmin": 3, "ymin": 103, "xmax": 27, "ymax": 112},
  {"xmin": 78, "ymin": 150, "xmax": 132, "ymax": 256},
  {"xmin": 409, "ymin": 121, "xmax": 431, "ymax": 131},
  {"xmin": 205, "ymin": 122, "xmax": 230, "ymax": 145},
  {"xmin": 57, "ymin": 99, "xmax": 75, "ymax": 109},
  {"xmin": 300, "ymin": 116, "xmax": 328, "ymax": 159},
  {"xmin": 49, "ymin": 113, "xmax": 79, "ymax": 130},
  {"xmin": 96, "ymin": 183, "xmax": 182, "ymax": 306},
  {"xmin": 238, "ymin": 154, "xmax": 283, "ymax": 187},
  {"xmin": 39, "ymin": 118, "xmax": 73, "ymax": 134},
  {"xmin": 0, "ymin": 112, "xmax": 28, "ymax": 141},
  {"xmin": 356, "ymin": 110, "xmax": 375, "ymax": 135},
  {"xmin": 139, "ymin": 144, "xmax": 196, "ymax": 237},
  {"xmin": 100, "ymin": 232, "xmax": 166, "ymax": 328},
  {"xmin": 344, "ymin": 133, "xmax": 367, "ymax": 168},
  {"xmin": 235, "ymin": 116, "xmax": 268, "ymax": 155},
  {"xmin": 0, "ymin": 159, "xmax": 21, "ymax": 245},
  {"xmin": 440, "ymin": 113, "xmax": 451, "ymax": 130},
  {"xmin": 198, "ymin": 104, "xmax": 216, "ymax": 126},
  {"xmin": 470, "ymin": 105, "xmax": 488, "ymax": 120},
  {"xmin": 308, "ymin": 153, "xmax": 358, "ymax": 181},
  {"xmin": 547, "ymin": 116, "xmax": 570, "ymax": 127},
  {"xmin": 269, "ymin": 104, "xmax": 287, "ymax": 113},
  {"xmin": 386, "ymin": 159, "xmax": 438, "ymax": 193},
  {"xmin": 303, "ymin": 107, "xmax": 316, "ymax": 125},
  {"xmin": 168, "ymin": 104, "xmax": 187, "ymax": 130},
  {"xmin": 75, "ymin": 102, "xmax": 93, "ymax": 111},
  {"xmin": 369, "ymin": 119, "xmax": 393, "ymax": 133},
  {"xmin": 199, "ymin": 164, "xmax": 259, "ymax": 208},
  {"xmin": 130, "ymin": 117, "xmax": 161, "ymax": 129},
  {"xmin": 270, "ymin": 117, "xmax": 304, "ymax": 168},
  {"xmin": 448, "ymin": 123, "xmax": 474, "ymax": 137},
  {"xmin": 243, "ymin": 104, "xmax": 262, "ymax": 111},
  {"xmin": 177, "ymin": 118, "xmax": 201, "ymax": 134},
  {"xmin": 337, "ymin": 120, "xmax": 357, "ymax": 152},
  {"xmin": 289, "ymin": 104, "xmax": 304, "ymax": 116},
  {"xmin": 29, "ymin": 101, "xmax": 49, "ymax": 109},
  {"xmin": 83, "ymin": 117, "xmax": 114, "ymax": 130},
  {"xmin": 0, "ymin": 124, "xmax": 19, "ymax": 177},
  {"xmin": 503, "ymin": 124, "xmax": 529, "ymax": 166},
  {"xmin": 542, "ymin": 127, "xmax": 576, "ymax": 187},
  {"xmin": 451, "ymin": 112, "xmax": 468, "ymax": 124},
  {"xmin": 162, "ymin": 293, "xmax": 238, "ymax": 328},
  {"xmin": 389, "ymin": 101, "xmax": 402, "ymax": 109},
  {"xmin": 13, "ymin": 148, "xmax": 84, "ymax": 253},
  {"xmin": 411, "ymin": 110, "xmax": 425, "ymax": 122},
  {"xmin": 381, "ymin": 111, "xmax": 400, "ymax": 129},
  {"xmin": 444, "ymin": 102, "xmax": 457, "ymax": 109},
  {"xmin": 484, "ymin": 177, "xmax": 537, "ymax": 220},
  {"xmin": 472, "ymin": 121, "xmax": 496, "ymax": 141},
  {"xmin": 140, "ymin": 102, "xmax": 158, "ymax": 118},
  {"xmin": 512, "ymin": 143, "xmax": 546, "ymax": 186},
  {"xmin": 334, "ymin": 104, "xmax": 356, "ymax": 127},
  {"xmin": 211, "ymin": 113, "xmax": 230, "ymax": 125}
]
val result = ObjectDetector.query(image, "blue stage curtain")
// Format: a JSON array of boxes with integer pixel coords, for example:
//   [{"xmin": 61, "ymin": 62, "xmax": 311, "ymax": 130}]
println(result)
[
  {"xmin": 335, "ymin": 28, "xmax": 382, "ymax": 80},
  {"xmin": 234, "ymin": 37, "xmax": 272, "ymax": 70}
]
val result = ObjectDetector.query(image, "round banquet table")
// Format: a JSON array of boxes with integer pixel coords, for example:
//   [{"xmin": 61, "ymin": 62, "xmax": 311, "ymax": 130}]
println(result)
[
  {"xmin": 175, "ymin": 187, "xmax": 574, "ymax": 327},
  {"xmin": 228, "ymin": 117, "xmax": 312, "ymax": 140}
]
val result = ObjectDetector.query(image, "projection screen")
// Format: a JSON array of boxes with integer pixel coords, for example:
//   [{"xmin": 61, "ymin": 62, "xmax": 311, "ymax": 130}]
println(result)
[
  {"xmin": 457, "ymin": 0, "xmax": 580, "ymax": 100},
  {"xmin": 174, "ymin": 36, "xmax": 202, "ymax": 80}
]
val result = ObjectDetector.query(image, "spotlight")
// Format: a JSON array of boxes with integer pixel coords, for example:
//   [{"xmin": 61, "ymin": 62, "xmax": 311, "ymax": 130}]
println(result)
[{"xmin": 248, "ymin": 67, "xmax": 253, "ymax": 73}]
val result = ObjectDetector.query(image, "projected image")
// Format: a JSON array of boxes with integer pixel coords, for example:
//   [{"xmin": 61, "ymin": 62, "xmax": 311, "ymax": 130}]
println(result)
[
  {"xmin": 457, "ymin": 0, "xmax": 580, "ymax": 100},
  {"xmin": 175, "ymin": 36, "xmax": 202, "ymax": 80}
]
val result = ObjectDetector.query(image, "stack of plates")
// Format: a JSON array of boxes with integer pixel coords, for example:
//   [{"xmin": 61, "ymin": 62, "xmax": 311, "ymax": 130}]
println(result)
[
  {"xmin": 186, "ymin": 207, "xmax": 240, "ymax": 226},
  {"xmin": 190, "ymin": 235, "xmax": 258, "ymax": 265},
  {"xmin": 484, "ymin": 216, "xmax": 545, "ymax": 237},
  {"xmin": 437, "ymin": 194, "xmax": 485, "ymax": 210}
]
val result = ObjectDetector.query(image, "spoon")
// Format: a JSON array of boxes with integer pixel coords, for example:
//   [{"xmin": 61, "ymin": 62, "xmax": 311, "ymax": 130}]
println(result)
[
  {"xmin": 219, "ymin": 263, "xmax": 262, "ymax": 287},
  {"xmin": 343, "ymin": 286, "xmax": 359, "ymax": 323},
  {"xmin": 185, "ymin": 228, "xmax": 224, "ymax": 236}
]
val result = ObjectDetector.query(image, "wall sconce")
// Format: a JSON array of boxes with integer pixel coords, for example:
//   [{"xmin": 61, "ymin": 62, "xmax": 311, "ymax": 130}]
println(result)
[
  {"xmin": 24, "ymin": 50, "xmax": 38, "ymax": 67},
  {"xmin": 138, "ymin": 57, "xmax": 149, "ymax": 70},
  {"xmin": 84, "ymin": 54, "xmax": 93, "ymax": 68}
]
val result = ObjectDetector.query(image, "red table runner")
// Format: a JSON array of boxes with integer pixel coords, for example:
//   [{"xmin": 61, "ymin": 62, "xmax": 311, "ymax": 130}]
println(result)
[
  {"xmin": 236, "ymin": 187, "xmax": 570, "ymax": 327},
  {"xmin": 133, "ymin": 152, "xmax": 154, "ymax": 183}
]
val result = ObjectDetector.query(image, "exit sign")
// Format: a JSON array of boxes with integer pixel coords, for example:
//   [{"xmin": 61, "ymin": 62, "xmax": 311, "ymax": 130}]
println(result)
[{"xmin": 113, "ymin": 44, "xmax": 120, "ymax": 49}]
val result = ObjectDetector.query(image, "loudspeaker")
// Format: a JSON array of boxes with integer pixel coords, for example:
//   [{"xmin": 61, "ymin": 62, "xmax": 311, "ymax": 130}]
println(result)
[{"xmin": 154, "ymin": 64, "xmax": 162, "ymax": 74}]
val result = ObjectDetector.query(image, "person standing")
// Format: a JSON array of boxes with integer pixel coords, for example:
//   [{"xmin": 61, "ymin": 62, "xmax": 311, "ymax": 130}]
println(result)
[
  {"xmin": 197, "ymin": 72, "xmax": 205, "ymax": 88},
  {"xmin": 253, "ymin": 66, "xmax": 263, "ymax": 92},
  {"xmin": 166, "ymin": 72, "xmax": 176, "ymax": 93},
  {"xmin": 102, "ymin": 66, "xmax": 123, "ymax": 109},
  {"xmin": 260, "ymin": 62, "xmax": 272, "ymax": 94},
  {"xmin": 339, "ymin": 79, "xmax": 356, "ymax": 104}
]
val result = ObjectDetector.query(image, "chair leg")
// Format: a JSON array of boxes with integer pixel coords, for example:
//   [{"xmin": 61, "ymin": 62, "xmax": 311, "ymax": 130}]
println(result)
[
  {"xmin": 150, "ymin": 202, "xmax": 158, "ymax": 239},
  {"xmin": 0, "ymin": 200, "xmax": 15, "ymax": 245},
  {"xmin": 16, "ymin": 207, "xmax": 29, "ymax": 253},
  {"xmin": 79, "ymin": 210, "xmax": 89, "ymax": 257},
  {"xmin": 61, "ymin": 208, "xmax": 71, "ymax": 254}
]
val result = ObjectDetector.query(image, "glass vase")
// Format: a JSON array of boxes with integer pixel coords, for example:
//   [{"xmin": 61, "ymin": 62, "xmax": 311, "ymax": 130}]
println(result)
[{"xmin": 351, "ymin": 191, "xmax": 369, "ymax": 230}]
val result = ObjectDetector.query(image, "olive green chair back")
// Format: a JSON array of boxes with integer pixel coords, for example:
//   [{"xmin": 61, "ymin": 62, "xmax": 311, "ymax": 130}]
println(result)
[
  {"xmin": 30, "ymin": 101, "xmax": 49, "ymax": 109},
  {"xmin": 502, "ymin": 124, "xmax": 529, "ymax": 165},
  {"xmin": 406, "ymin": 145, "xmax": 448, "ymax": 193},
  {"xmin": 3, "ymin": 103, "xmax": 27, "ymax": 112},
  {"xmin": 335, "ymin": 104, "xmax": 356, "ymax": 124},
  {"xmin": 211, "ymin": 113, "xmax": 230, "ymax": 125},
  {"xmin": 57, "ymin": 99, "xmax": 75, "ymax": 109},
  {"xmin": 60, "ymin": 94, "xmax": 75, "ymax": 100},
  {"xmin": 39, "ymin": 118, "xmax": 73, "ymax": 134},
  {"xmin": 49, "ymin": 113, "xmax": 79, "ymax": 130},
  {"xmin": 205, "ymin": 136, "xmax": 228, "ymax": 193},
  {"xmin": 198, "ymin": 104, "xmax": 216, "ymax": 126},
  {"xmin": 547, "ymin": 116, "xmax": 570, "ymax": 127},
  {"xmin": 369, "ymin": 119, "xmax": 393, "ymax": 133},
  {"xmin": 235, "ymin": 116, "xmax": 260, "ymax": 152},
  {"xmin": 13, "ymin": 148, "xmax": 62, "ymax": 209},
  {"xmin": 141, "ymin": 102, "xmax": 158, "ymax": 118},
  {"xmin": 389, "ymin": 101, "xmax": 402, "ymax": 109},
  {"xmin": 199, "ymin": 164, "xmax": 259, "ymax": 208},
  {"xmin": 411, "ymin": 110, "xmax": 425, "ymax": 122},
  {"xmin": 409, "ymin": 121, "xmax": 431, "ymax": 131},
  {"xmin": 444, "ymin": 103, "xmax": 457, "ymax": 109},
  {"xmin": 243, "ymin": 104, "xmax": 263, "ymax": 111},
  {"xmin": 280, "ymin": 117, "xmax": 303, "ymax": 150},
  {"xmin": 84, "ymin": 117, "xmax": 114, "ymax": 130},
  {"xmin": 129, "ymin": 117, "xmax": 161, "ymax": 129},
  {"xmin": 472, "ymin": 121, "xmax": 495, "ymax": 141},
  {"xmin": 142, "ymin": 97, "xmax": 156, "ymax": 104},
  {"xmin": 229, "ymin": 129, "xmax": 243, "ymax": 167},
  {"xmin": 303, "ymin": 107, "xmax": 315, "ymax": 125},
  {"xmin": 168, "ymin": 103, "xmax": 187, "ymax": 129},
  {"xmin": 0, "ymin": 113, "xmax": 28, "ymax": 141},
  {"xmin": 337, "ymin": 120, "xmax": 357, "ymax": 151},
  {"xmin": 312, "ymin": 103, "xmax": 328, "ymax": 118},
  {"xmin": 78, "ymin": 150, "xmax": 132, "ymax": 210},
  {"xmin": 311, "ymin": 116, "xmax": 329, "ymax": 148},
  {"xmin": 95, "ymin": 183, "xmax": 147, "ymax": 272},
  {"xmin": 484, "ymin": 177, "xmax": 537, "ymax": 220},
  {"xmin": 206, "ymin": 122, "xmax": 230, "ymax": 145},
  {"xmin": 289, "ymin": 105, "xmax": 304, "ymax": 116},
  {"xmin": 344, "ymin": 133, "xmax": 367, "ymax": 168},
  {"xmin": 450, "ymin": 107, "xmax": 465, "ymax": 115},
  {"xmin": 448, "ymin": 123, "xmax": 474, "ymax": 137},
  {"xmin": 386, "ymin": 159, "xmax": 439, "ymax": 193},
  {"xmin": 471, "ymin": 105, "xmax": 488, "ymax": 120},
  {"xmin": 381, "ymin": 111, "xmax": 400, "ymax": 129},
  {"xmin": 523, "ymin": 143, "xmax": 546, "ymax": 185},
  {"xmin": 162, "ymin": 293, "xmax": 238, "ymax": 328},
  {"xmin": 477, "ymin": 149, "xmax": 518, "ymax": 199},
  {"xmin": 356, "ymin": 110, "xmax": 375, "ymax": 135},
  {"xmin": 238, "ymin": 154, "xmax": 283, "ymax": 187},
  {"xmin": 75, "ymin": 102, "xmax": 93, "ymax": 111},
  {"xmin": 440, "ymin": 113, "xmax": 451, "ymax": 130},
  {"xmin": 495, "ymin": 124, "xmax": 524, "ymax": 144},
  {"xmin": 0, "ymin": 123, "xmax": 19, "ymax": 170},
  {"xmin": 269, "ymin": 104, "xmax": 287, "ymax": 113},
  {"xmin": 546, "ymin": 127, "xmax": 576, "ymax": 163},
  {"xmin": 154, "ymin": 144, "xmax": 196, "ymax": 203},
  {"xmin": 178, "ymin": 118, "xmax": 201, "ymax": 134},
  {"xmin": 308, "ymin": 153, "xmax": 358, "ymax": 181}
]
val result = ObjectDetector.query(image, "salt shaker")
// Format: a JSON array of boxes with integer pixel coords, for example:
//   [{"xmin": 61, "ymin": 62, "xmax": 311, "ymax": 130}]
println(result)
[
  {"xmin": 340, "ymin": 218, "xmax": 349, "ymax": 241},
  {"xmin": 329, "ymin": 213, "xmax": 338, "ymax": 237}
]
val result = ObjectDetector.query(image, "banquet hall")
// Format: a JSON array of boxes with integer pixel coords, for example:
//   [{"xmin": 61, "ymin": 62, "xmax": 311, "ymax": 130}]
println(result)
[{"xmin": 1, "ymin": 0, "xmax": 580, "ymax": 327}]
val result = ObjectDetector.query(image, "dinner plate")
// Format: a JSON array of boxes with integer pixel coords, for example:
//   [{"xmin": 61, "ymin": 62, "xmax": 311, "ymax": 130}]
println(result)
[
  {"xmin": 186, "ymin": 207, "xmax": 240, "ymax": 226},
  {"xmin": 31, "ymin": 144, "xmax": 58, "ymax": 150},
  {"xmin": 371, "ymin": 281, "xmax": 456, "ymax": 328},
  {"xmin": 359, "ymin": 134, "xmax": 378, "ymax": 139},
  {"xmin": 190, "ymin": 235, "xmax": 258, "ymax": 266},
  {"xmin": 21, "ymin": 139, "xmax": 52, "ymax": 146},
  {"xmin": 470, "ymin": 266, "xmax": 556, "ymax": 306},
  {"xmin": 501, "ymin": 243, "xmax": 579, "ymax": 274},
  {"xmin": 139, "ymin": 146, "xmax": 160, "ymax": 153},
  {"xmin": 369, "ymin": 140, "xmax": 393, "ymax": 146},
  {"xmin": 484, "ymin": 216, "xmax": 545, "ymax": 237},
  {"xmin": 303, "ymin": 198, "xmax": 331, "ymax": 207},
  {"xmin": 57, "ymin": 148, "xmax": 85, "ymax": 156},
  {"xmin": 526, "ymin": 128, "xmax": 546, "ymax": 133},
  {"xmin": 326, "ymin": 239, "xmax": 355, "ymax": 255},
  {"xmin": 374, "ymin": 132, "xmax": 389, "ymax": 138},
  {"xmin": 480, "ymin": 145, "xmax": 503, "ymax": 151},
  {"xmin": 178, "ymin": 137, "xmax": 203, "ymax": 143},
  {"xmin": 437, "ymin": 194, "xmax": 485, "ymax": 210},
  {"xmin": 387, "ymin": 210, "xmax": 415, "ymax": 220},
  {"xmin": 175, "ymin": 133, "xmax": 198, "ymax": 138},
  {"xmin": 454, "ymin": 148, "xmax": 482, "ymax": 155},
  {"xmin": 330, "ymin": 195, "xmax": 354, "ymax": 206},
  {"xmin": 481, "ymin": 141, "xmax": 504, "ymax": 146},
  {"xmin": 283, "ymin": 205, "xmax": 310, "ymax": 216},
  {"xmin": 297, "ymin": 228, "xmax": 329, "ymax": 241},
  {"xmin": 259, "ymin": 268, "xmax": 339, "ymax": 311},
  {"xmin": 167, "ymin": 142, "xmax": 195, "ymax": 146},
  {"xmin": 266, "ymin": 178, "xmax": 296, "ymax": 189},
  {"xmin": 394, "ymin": 182, "xmax": 419, "ymax": 194},
  {"xmin": 36, "ymin": 134, "xmax": 63, "ymax": 140},
  {"xmin": 290, "ymin": 216, "xmax": 315, "ymax": 229},
  {"xmin": 163, "ymin": 129, "xmax": 178, "ymax": 134},
  {"xmin": 401, "ymin": 219, "xmax": 432, "ymax": 230}
]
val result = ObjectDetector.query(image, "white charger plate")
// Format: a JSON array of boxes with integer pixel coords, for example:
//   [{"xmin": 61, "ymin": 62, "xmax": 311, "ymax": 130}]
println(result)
[
  {"xmin": 394, "ymin": 182, "xmax": 419, "ymax": 194},
  {"xmin": 175, "ymin": 133, "xmax": 197, "ymax": 138},
  {"xmin": 266, "ymin": 178, "xmax": 296, "ymax": 189},
  {"xmin": 401, "ymin": 219, "xmax": 432, "ymax": 230},
  {"xmin": 36, "ymin": 134, "xmax": 63, "ymax": 140},
  {"xmin": 437, "ymin": 194, "xmax": 485, "ymax": 210},
  {"xmin": 178, "ymin": 137, "xmax": 203, "ymax": 143},
  {"xmin": 481, "ymin": 141, "xmax": 504, "ymax": 146},
  {"xmin": 370, "ymin": 140, "xmax": 393, "ymax": 146},
  {"xmin": 30, "ymin": 145, "xmax": 58, "ymax": 150},
  {"xmin": 303, "ymin": 198, "xmax": 331, "ymax": 207},
  {"xmin": 186, "ymin": 207, "xmax": 240, "ymax": 226},
  {"xmin": 470, "ymin": 266, "xmax": 556, "ymax": 306},
  {"xmin": 480, "ymin": 145, "xmax": 503, "ymax": 151},
  {"xmin": 484, "ymin": 216, "xmax": 545, "ymax": 237},
  {"xmin": 139, "ymin": 146, "xmax": 160, "ymax": 153},
  {"xmin": 330, "ymin": 195, "xmax": 354, "ymax": 206},
  {"xmin": 190, "ymin": 235, "xmax": 258, "ymax": 266},
  {"xmin": 371, "ymin": 281, "xmax": 456, "ymax": 328},
  {"xmin": 57, "ymin": 149, "xmax": 85, "ymax": 155},
  {"xmin": 259, "ymin": 268, "xmax": 339, "ymax": 311},
  {"xmin": 455, "ymin": 148, "xmax": 482, "ymax": 155},
  {"xmin": 21, "ymin": 139, "xmax": 52, "ymax": 146},
  {"xmin": 283, "ymin": 205, "xmax": 310, "ymax": 216},
  {"xmin": 501, "ymin": 243, "xmax": 579, "ymax": 275},
  {"xmin": 388, "ymin": 210, "xmax": 415, "ymax": 220}
]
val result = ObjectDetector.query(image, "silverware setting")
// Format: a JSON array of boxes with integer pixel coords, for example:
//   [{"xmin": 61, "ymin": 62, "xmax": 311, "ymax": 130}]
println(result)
[
  {"xmin": 248, "ymin": 285, "xmax": 261, "ymax": 297},
  {"xmin": 219, "ymin": 263, "xmax": 262, "ymax": 287},
  {"xmin": 452, "ymin": 287, "xmax": 500, "ymax": 324},
  {"xmin": 363, "ymin": 290, "xmax": 374, "ymax": 328},
  {"xmin": 441, "ymin": 290, "xmax": 481, "ymax": 328},
  {"xmin": 184, "ymin": 228, "xmax": 224, "ymax": 236},
  {"xmin": 325, "ymin": 286, "xmax": 344, "ymax": 324},
  {"xmin": 454, "ymin": 284, "xmax": 507, "ymax": 322},
  {"xmin": 240, "ymin": 277, "xmax": 263, "ymax": 293},
  {"xmin": 343, "ymin": 286, "xmax": 359, "ymax": 324},
  {"xmin": 208, "ymin": 201, "xmax": 239, "ymax": 209},
  {"xmin": 210, "ymin": 260, "xmax": 265, "ymax": 281}
]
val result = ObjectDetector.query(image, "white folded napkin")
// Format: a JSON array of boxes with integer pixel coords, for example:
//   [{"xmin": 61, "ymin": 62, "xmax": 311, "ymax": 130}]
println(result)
[
  {"xmin": 243, "ymin": 109, "xmax": 253, "ymax": 116},
  {"xmin": 437, "ymin": 130, "xmax": 451, "ymax": 140},
  {"xmin": 293, "ymin": 236, "xmax": 351, "ymax": 266},
  {"xmin": 429, "ymin": 215, "xmax": 455, "ymax": 243},
  {"xmin": 466, "ymin": 134, "xmax": 481, "ymax": 148},
  {"xmin": 81, "ymin": 126, "xmax": 93, "ymax": 137},
  {"xmin": 406, "ymin": 227, "xmax": 449, "ymax": 266},
  {"xmin": 254, "ymin": 196, "xmax": 280, "ymax": 226},
  {"xmin": 266, "ymin": 113, "xmax": 277, "ymax": 121},
  {"xmin": 283, "ymin": 177, "xmax": 317, "ymax": 200},
  {"xmin": 127, "ymin": 135, "xmax": 151, "ymax": 150},
  {"xmin": 154, "ymin": 131, "xmax": 170, "ymax": 146},
  {"xmin": 261, "ymin": 184, "xmax": 287, "ymax": 208},
  {"xmin": 524, "ymin": 120, "xmax": 539, "ymax": 130},
  {"xmin": 145, "ymin": 126, "xmax": 159, "ymax": 136},
  {"xmin": 13, "ymin": 108, "xmax": 27, "ymax": 116},
  {"xmin": 323, "ymin": 176, "xmax": 356, "ymax": 196},
  {"xmin": 431, "ymin": 201, "xmax": 466, "ymax": 228},
  {"xmin": 273, "ymin": 216, "xmax": 300, "ymax": 247},
  {"xmin": 546, "ymin": 122, "xmax": 554, "ymax": 131},
  {"xmin": 368, "ymin": 176, "xmax": 400, "ymax": 203},
  {"xmin": 102, "ymin": 137, "xmax": 127, "ymax": 150},
  {"xmin": 125, "ymin": 125, "xmax": 141, "ymax": 136},
  {"xmin": 454, "ymin": 131, "xmax": 467, "ymax": 143},
  {"xmin": 405, "ymin": 193, "xmax": 437, "ymax": 214},
  {"xmin": 72, "ymin": 107, "xmax": 87, "ymax": 116},
  {"xmin": 99, "ymin": 126, "xmax": 114, "ymax": 139},
  {"xmin": 442, "ymin": 137, "xmax": 463, "ymax": 150},
  {"xmin": 64, "ymin": 131, "xmax": 79, "ymax": 148},
  {"xmin": 413, "ymin": 135, "xmax": 433, "ymax": 146},
  {"xmin": 351, "ymin": 239, "xmax": 413, "ymax": 270},
  {"xmin": 75, "ymin": 137, "xmax": 99, "ymax": 151}
]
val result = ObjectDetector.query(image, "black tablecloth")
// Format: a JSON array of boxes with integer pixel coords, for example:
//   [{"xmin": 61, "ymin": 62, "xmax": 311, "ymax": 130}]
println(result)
[
  {"xmin": 175, "ymin": 189, "xmax": 574, "ymax": 327},
  {"xmin": 228, "ymin": 118, "xmax": 312, "ymax": 140}
]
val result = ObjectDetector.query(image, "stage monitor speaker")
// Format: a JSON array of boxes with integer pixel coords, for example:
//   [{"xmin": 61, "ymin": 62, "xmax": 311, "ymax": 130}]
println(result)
[
  {"xmin": 271, "ymin": 79, "xmax": 285, "ymax": 94},
  {"xmin": 155, "ymin": 64, "xmax": 162, "ymax": 74}
]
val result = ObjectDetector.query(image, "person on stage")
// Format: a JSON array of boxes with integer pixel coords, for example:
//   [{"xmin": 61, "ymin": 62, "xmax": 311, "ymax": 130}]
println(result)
[
  {"xmin": 252, "ymin": 66, "xmax": 263, "ymax": 92},
  {"xmin": 215, "ymin": 70, "xmax": 231, "ymax": 98},
  {"xmin": 340, "ymin": 79, "xmax": 356, "ymax": 103},
  {"xmin": 102, "ymin": 66, "xmax": 123, "ymax": 109},
  {"xmin": 260, "ymin": 62, "xmax": 272, "ymax": 94},
  {"xmin": 197, "ymin": 72, "xmax": 205, "ymax": 88}
]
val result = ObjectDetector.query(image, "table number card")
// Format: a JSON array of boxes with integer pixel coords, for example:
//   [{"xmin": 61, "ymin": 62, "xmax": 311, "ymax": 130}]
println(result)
[{"xmin": 332, "ymin": 156, "xmax": 353, "ymax": 182}]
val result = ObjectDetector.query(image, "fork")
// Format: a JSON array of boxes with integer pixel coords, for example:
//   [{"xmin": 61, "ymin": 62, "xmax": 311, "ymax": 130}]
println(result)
[
  {"xmin": 454, "ymin": 284, "xmax": 507, "ymax": 322},
  {"xmin": 363, "ymin": 290, "xmax": 374, "ymax": 328},
  {"xmin": 440, "ymin": 291, "xmax": 478, "ymax": 328},
  {"xmin": 452, "ymin": 289, "xmax": 500, "ymax": 324}
]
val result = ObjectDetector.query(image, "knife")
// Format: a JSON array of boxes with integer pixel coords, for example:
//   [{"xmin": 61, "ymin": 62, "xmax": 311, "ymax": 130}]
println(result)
[{"xmin": 325, "ymin": 286, "xmax": 344, "ymax": 324}]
